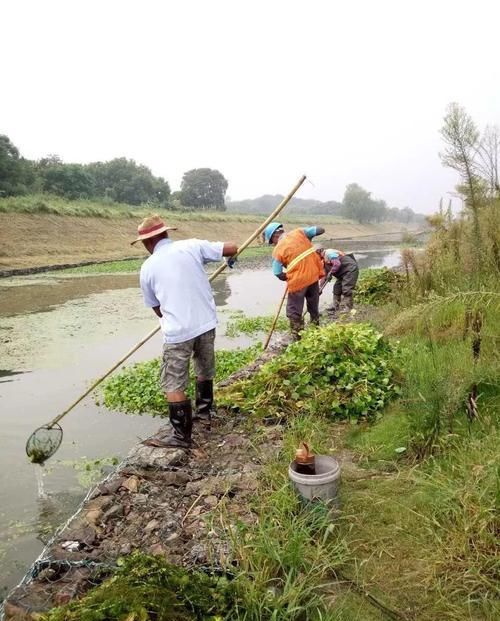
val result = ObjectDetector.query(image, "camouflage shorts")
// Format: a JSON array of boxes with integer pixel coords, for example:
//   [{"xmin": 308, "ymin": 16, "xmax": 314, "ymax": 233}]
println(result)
[{"xmin": 160, "ymin": 329, "xmax": 216, "ymax": 393}]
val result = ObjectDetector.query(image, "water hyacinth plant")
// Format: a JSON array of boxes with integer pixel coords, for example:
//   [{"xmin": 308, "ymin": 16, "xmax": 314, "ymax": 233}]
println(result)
[
  {"xmin": 219, "ymin": 323, "xmax": 400, "ymax": 420},
  {"xmin": 100, "ymin": 345, "xmax": 262, "ymax": 416}
]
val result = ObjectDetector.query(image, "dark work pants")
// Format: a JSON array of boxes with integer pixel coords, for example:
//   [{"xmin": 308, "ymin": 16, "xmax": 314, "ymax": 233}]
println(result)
[
  {"xmin": 287, "ymin": 281, "xmax": 320, "ymax": 333},
  {"xmin": 333, "ymin": 255, "xmax": 359, "ymax": 305}
]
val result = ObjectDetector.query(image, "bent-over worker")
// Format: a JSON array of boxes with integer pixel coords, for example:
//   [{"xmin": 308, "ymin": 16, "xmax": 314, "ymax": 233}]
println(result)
[
  {"xmin": 263, "ymin": 222, "xmax": 325, "ymax": 339},
  {"xmin": 133, "ymin": 215, "xmax": 238, "ymax": 448},
  {"xmin": 319, "ymin": 248, "xmax": 359, "ymax": 312}
]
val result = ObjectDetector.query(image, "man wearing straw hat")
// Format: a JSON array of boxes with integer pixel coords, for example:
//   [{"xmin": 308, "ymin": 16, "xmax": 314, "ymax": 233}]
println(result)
[{"xmin": 132, "ymin": 215, "xmax": 238, "ymax": 449}]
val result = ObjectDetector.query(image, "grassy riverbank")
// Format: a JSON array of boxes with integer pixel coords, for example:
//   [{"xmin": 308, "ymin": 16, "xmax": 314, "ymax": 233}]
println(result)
[{"xmin": 0, "ymin": 194, "xmax": 415, "ymax": 271}]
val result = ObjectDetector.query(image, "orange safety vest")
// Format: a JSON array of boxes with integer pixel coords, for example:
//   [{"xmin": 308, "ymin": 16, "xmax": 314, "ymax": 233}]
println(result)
[{"xmin": 272, "ymin": 228, "xmax": 324, "ymax": 293}]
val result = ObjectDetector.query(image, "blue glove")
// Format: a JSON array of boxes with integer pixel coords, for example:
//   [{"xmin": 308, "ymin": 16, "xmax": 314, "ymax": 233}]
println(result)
[{"xmin": 225, "ymin": 255, "xmax": 237, "ymax": 269}]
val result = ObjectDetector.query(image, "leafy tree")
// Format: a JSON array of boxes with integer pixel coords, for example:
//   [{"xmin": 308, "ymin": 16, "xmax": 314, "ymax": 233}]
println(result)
[
  {"xmin": 86, "ymin": 158, "xmax": 170, "ymax": 205},
  {"xmin": 371, "ymin": 199, "xmax": 388, "ymax": 223},
  {"xmin": 0, "ymin": 134, "xmax": 29, "ymax": 196},
  {"xmin": 42, "ymin": 163, "xmax": 94, "ymax": 199},
  {"xmin": 342, "ymin": 183, "xmax": 375, "ymax": 223},
  {"xmin": 440, "ymin": 103, "xmax": 482, "ymax": 247},
  {"xmin": 180, "ymin": 168, "xmax": 228, "ymax": 210},
  {"xmin": 400, "ymin": 206, "xmax": 415, "ymax": 224}
]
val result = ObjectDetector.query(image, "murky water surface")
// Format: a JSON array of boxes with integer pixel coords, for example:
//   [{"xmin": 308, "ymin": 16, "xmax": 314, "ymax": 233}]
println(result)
[{"xmin": 0, "ymin": 247, "xmax": 399, "ymax": 598}]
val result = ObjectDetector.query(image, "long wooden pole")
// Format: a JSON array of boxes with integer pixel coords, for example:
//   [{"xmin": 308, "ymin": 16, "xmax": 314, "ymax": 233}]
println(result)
[
  {"xmin": 46, "ymin": 175, "xmax": 307, "ymax": 429},
  {"xmin": 209, "ymin": 174, "xmax": 307, "ymax": 280},
  {"xmin": 263, "ymin": 285, "xmax": 288, "ymax": 350}
]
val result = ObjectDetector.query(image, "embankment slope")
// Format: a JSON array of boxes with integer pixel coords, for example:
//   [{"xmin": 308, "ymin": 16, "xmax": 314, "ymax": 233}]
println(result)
[{"xmin": 0, "ymin": 212, "xmax": 411, "ymax": 271}]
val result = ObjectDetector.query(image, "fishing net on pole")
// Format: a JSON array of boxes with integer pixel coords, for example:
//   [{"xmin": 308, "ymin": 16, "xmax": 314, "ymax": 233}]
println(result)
[{"xmin": 26, "ymin": 424, "xmax": 63, "ymax": 463}]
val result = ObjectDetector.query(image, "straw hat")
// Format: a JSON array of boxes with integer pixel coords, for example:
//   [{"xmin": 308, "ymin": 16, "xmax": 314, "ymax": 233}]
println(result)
[{"xmin": 131, "ymin": 215, "xmax": 177, "ymax": 245}]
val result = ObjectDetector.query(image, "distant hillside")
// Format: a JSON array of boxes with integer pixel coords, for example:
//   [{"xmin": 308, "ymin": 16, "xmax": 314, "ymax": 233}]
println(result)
[
  {"xmin": 227, "ymin": 194, "xmax": 344, "ymax": 216},
  {"xmin": 227, "ymin": 193, "xmax": 426, "ymax": 225}
]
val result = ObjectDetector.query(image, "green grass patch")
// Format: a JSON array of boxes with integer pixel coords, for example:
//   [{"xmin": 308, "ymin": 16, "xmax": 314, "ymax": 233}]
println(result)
[
  {"xmin": 0, "ymin": 193, "xmax": 265, "ymax": 221},
  {"xmin": 101, "ymin": 345, "xmax": 262, "ymax": 415},
  {"xmin": 0, "ymin": 193, "xmax": 352, "ymax": 225},
  {"xmin": 220, "ymin": 323, "xmax": 400, "ymax": 421},
  {"xmin": 58, "ymin": 246, "xmax": 269, "ymax": 276},
  {"xmin": 60, "ymin": 258, "xmax": 144, "ymax": 274},
  {"xmin": 223, "ymin": 414, "xmax": 351, "ymax": 620},
  {"xmin": 339, "ymin": 428, "xmax": 500, "ymax": 620},
  {"xmin": 346, "ymin": 404, "xmax": 411, "ymax": 463},
  {"xmin": 237, "ymin": 245, "xmax": 272, "ymax": 259}
]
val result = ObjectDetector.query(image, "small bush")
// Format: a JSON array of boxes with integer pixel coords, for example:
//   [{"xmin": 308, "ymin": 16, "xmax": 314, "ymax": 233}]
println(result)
[
  {"xmin": 42, "ymin": 553, "xmax": 237, "ymax": 620},
  {"xmin": 356, "ymin": 267, "xmax": 403, "ymax": 306}
]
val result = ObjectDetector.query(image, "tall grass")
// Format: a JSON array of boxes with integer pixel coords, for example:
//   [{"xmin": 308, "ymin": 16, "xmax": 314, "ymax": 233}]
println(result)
[
  {"xmin": 225, "ymin": 415, "xmax": 350, "ymax": 621},
  {"xmin": 0, "ymin": 193, "xmax": 263, "ymax": 221},
  {"xmin": 341, "ymin": 198, "xmax": 500, "ymax": 619},
  {"xmin": 416, "ymin": 431, "xmax": 500, "ymax": 609}
]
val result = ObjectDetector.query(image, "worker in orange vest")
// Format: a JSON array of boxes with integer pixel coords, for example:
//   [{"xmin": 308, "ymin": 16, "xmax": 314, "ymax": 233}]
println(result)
[{"xmin": 264, "ymin": 222, "xmax": 325, "ymax": 339}]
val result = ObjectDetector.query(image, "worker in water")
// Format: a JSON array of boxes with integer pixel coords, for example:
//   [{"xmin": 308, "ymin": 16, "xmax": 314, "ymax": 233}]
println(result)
[
  {"xmin": 263, "ymin": 222, "xmax": 325, "ymax": 339},
  {"xmin": 319, "ymin": 248, "xmax": 359, "ymax": 313},
  {"xmin": 133, "ymin": 215, "xmax": 238, "ymax": 449}
]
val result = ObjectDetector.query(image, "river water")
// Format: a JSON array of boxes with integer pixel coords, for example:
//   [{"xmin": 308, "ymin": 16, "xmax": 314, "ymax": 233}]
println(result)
[{"xmin": 0, "ymin": 248, "xmax": 400, "ymax": 599}]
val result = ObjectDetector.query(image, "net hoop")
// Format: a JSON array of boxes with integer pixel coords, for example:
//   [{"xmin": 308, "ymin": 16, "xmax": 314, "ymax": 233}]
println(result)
[{"xmin": 26, "ymin": 423, "xmax": 63, "ymax": 464}]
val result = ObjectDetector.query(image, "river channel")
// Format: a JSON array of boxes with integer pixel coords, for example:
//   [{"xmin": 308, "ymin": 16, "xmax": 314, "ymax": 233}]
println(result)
[{"xmin": 0, "ymin": 248, "xmax": 400, "ymax": 599}]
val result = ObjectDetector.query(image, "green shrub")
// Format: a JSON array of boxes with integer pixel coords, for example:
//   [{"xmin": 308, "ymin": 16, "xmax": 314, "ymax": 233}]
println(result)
[
  {"xmin": 356, "ymin": 267, "xmax": 403, "ymax": 306},
  {"xmin": 220, "ymin": 323, "xmax": 399, "ymax": 420},
  {"xmin": 101, "ymin": 346, "xmax": 262, "ymax": 415},
  {"xmin": 42, "ymin": 553, "xmax": 237, "ymax": 620}
]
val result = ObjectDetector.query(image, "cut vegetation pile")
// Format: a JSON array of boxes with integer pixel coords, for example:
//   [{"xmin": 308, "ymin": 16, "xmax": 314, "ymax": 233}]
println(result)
[{"xmin": 220, "ymin": 323, "xmax": 399, "ymax": 420}]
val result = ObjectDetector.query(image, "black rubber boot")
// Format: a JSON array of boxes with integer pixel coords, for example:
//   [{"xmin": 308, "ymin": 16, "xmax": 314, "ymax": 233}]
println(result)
[
  {"xmin": 343, "ymin": 294, "xmax": 354, "ymax": 310},
  {"xmin": 290, "ymin": 319, "xmax": 304, "ymax": 341},
  {"xmin": 151, "ymin": 400, "xmax": 192, "ymax": 448},
  {"xmin": 327, "ymin": 295, "xmax": 342, "ymax": 313},
  {"xmin": 193, "ymin": 379, "xmax": 215, "ymax": 428}
]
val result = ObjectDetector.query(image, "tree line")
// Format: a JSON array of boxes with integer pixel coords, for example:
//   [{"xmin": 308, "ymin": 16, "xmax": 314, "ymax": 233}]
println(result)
[
  {"xmin": 228, "ymin": 185, "xmax": 423, "ymax": 225},
  {"xmin": 1, "ymin": 133, "xmax": 431, "ymax": 223},
  {"xmin": 0, "ymin": 134, "xmax": 229, "ymax": 209}
]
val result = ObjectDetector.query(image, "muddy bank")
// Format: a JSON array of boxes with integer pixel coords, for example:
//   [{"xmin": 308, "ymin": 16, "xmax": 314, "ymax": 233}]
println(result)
[{"xmin": 0, "ymin": 258, "xmax": 138, "ymax": 279}]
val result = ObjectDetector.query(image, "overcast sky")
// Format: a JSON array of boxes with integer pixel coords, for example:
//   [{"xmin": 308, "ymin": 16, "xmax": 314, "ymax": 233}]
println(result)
[{"xmin": 1, "ymin": 0, "xmax": 499, "ymax": 213}]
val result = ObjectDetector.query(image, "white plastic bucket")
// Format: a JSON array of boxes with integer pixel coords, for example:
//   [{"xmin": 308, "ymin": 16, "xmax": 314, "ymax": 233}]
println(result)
[{"xmin": 288, "ymin": 455, "xmax": 341, "ymax": 503}]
